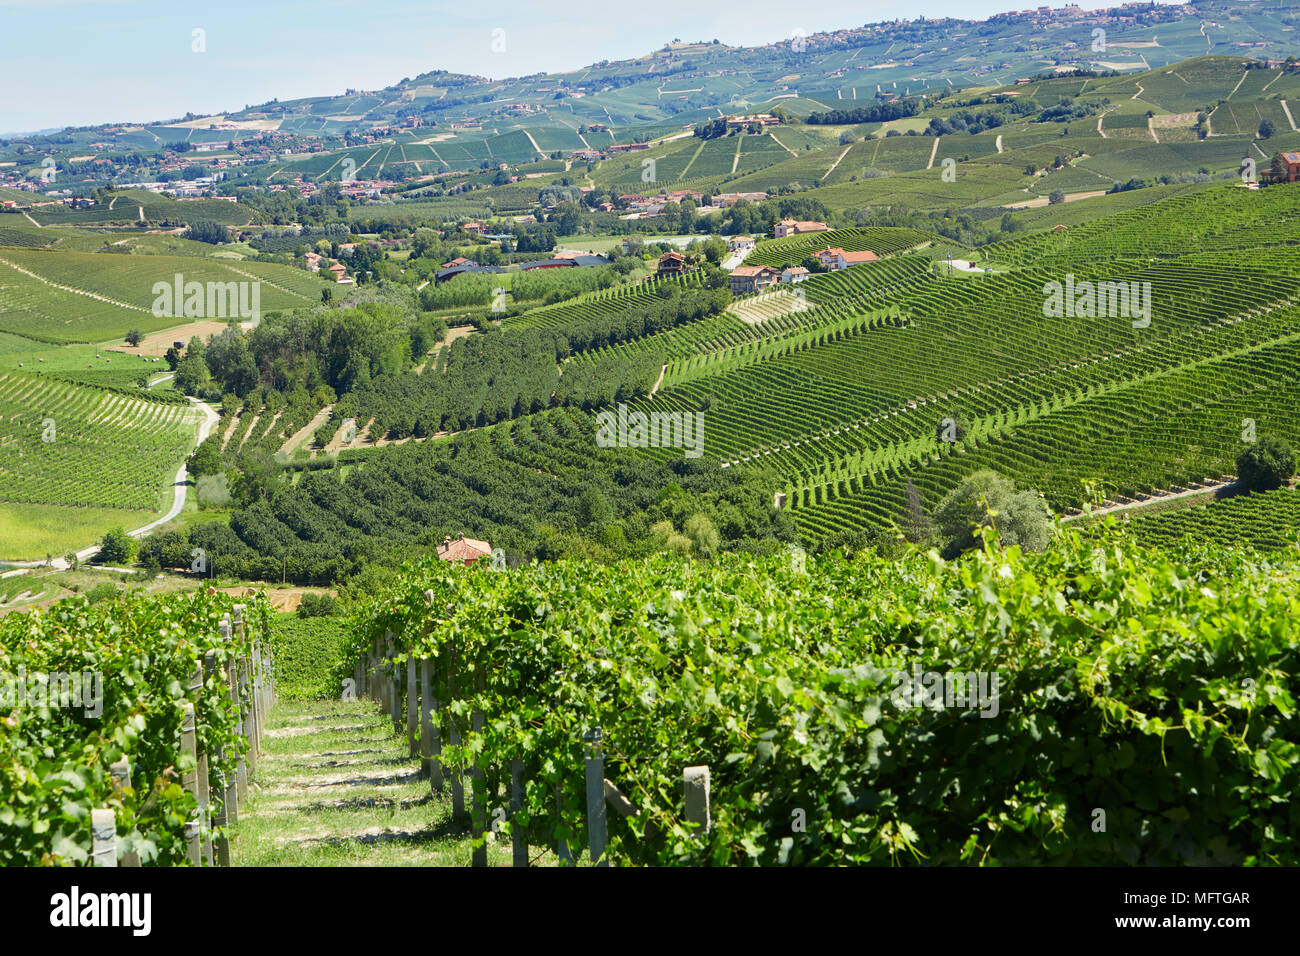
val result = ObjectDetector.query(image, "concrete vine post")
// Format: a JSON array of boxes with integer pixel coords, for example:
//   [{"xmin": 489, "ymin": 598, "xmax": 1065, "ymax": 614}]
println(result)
[
  {"xmin": 406, "ymin": 653, "xmax": 418, "ymax": 759},
  {"xmin": 180, "ymin": 702, "xmax": 201, "ymax": 865},
  {"xmin": 189, "ymin": 660, "xmax": 212, "ymax": 866},
  {"xmin": 90, "ymin": 808, "xmax": 116, "ymax": 867}
]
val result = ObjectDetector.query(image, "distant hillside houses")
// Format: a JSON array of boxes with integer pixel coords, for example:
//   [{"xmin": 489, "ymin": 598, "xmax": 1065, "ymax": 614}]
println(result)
[
  {"xmin": 774, "ymin": 218, "xmax": 829, "ymax": 238},
  {"xmin": 814, "ymin": 246, "xmax": 879, "ymax": 270},
  {"xmin": 728, "ymin": 263, "xmax": 811, "ymax": 294}
]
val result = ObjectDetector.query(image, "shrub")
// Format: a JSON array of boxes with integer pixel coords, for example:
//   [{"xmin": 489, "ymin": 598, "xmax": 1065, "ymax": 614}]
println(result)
[
  {"xmin": 1237, "ymin": 435, "xmax": 1296, "ymax": 492},
  {"xmin": 933, "ymin": 470, "xmax": 1049, "ymax": 556},
  {"xmin": 297, "ymin": 593, "xmax": 340, "ymax": 618},
  {"xmin": 97, "ymin": 527, "xmax": 136, "ymax": 565}
]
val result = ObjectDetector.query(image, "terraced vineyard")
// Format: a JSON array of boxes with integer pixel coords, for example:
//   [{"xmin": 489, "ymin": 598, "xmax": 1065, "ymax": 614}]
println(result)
[
  {"xmin": 0, "ymin": 371, "xmax": 202, "ymax": 516},
  {"xmin": 1098, "ymin": 487, "xmax": 1300, "ymax": 552},
  {"xmin": 744, "ymin": 227, "xmax": 933, "ymax": 268},
  {"xmin": 0, "ymin": 248, "xmax": 328, "ymax": 342}
]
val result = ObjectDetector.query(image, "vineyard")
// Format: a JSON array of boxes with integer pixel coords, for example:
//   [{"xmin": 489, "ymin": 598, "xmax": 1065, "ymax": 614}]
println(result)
[
  {"xmin": 0, "ymin": 591, "xmax": 272, "ymax": 865},
  {"xmin": 0, "ymin": 248, "xmax": 327, "ymax": 343},
  {"xmin": 743, "ymin": 227, "xmax": 932, "ymax": 269},
  {"xmin": 343, "ymin": 538, "xmax": 1300, "ymax": 865},
  {"xmin": 0, "ymin": 371, "xmax": 202, "ymax": 517},
  {"xmin": 1099, "ymin": 486, "xmax": 1300, "ymax": 552}
]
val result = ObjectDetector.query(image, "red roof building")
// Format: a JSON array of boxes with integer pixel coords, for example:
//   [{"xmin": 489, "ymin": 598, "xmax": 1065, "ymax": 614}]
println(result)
[{"xmin": 437, "ymin": 533, "xmax": 493, "ymax": 565}]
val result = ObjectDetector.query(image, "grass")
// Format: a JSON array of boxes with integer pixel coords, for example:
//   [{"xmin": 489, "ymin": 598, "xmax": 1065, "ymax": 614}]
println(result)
[
  {"xmin": 0, "ymin": 502, "xmax": 154, "ymax": 559},
  {"xmin": 230, "ymin": 701, "xmax": 526, "ymax": 867}
]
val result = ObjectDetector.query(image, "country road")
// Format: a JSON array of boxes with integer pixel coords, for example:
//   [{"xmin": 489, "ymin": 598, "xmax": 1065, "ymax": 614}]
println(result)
[
  {"xmin": 4, "ymin": 396, "xmax": 219, "ymax": 571},
  {"xmin": 1061, "ymin": 478, "xmax": 1237, "ymax": 522}
]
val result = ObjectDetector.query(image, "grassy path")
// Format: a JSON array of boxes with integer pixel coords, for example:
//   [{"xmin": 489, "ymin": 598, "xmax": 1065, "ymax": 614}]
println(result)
[{"xmin": 231, "ymin": 699, "xmax": 514, "ymax": 866}]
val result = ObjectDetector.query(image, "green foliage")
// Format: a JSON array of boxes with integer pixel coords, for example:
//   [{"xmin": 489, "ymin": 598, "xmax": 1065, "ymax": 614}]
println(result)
[
  {"xmin": 0, "ymin": 590, "xmax": 271, "ymax": 865},
  {"xmin": 297, "ymin": 593, "xmax": 340, "ymax": 618},
  {"xmin": 349, "ymin": 537, "xmax": 1300, "ymax": 865},
  {"xmin": 933, "ymin": 470, "xmax": 1049, "ymax": 556},
  {"xmin": 1237, "ymin": 435, "xmax": 1296, "ymax": 492},
  {"xmin": 97, "ymin": 527, "xmax": 137, "ymax": 564},
  {"xmin": 270, "ymin": 615, "xmax": 348, "ymax": 700}
]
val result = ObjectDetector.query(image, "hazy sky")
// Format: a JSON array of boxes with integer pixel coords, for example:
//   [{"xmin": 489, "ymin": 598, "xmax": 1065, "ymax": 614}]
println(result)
[{"xmin": 0, "ymin": 0, "xmax": 1150, "ymax": 132}]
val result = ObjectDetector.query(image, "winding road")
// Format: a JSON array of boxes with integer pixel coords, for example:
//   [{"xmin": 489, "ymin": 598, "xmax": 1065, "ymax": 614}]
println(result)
[{"xmin": 5, "ymin": 396, "xmax": 219, "ymax": 571}]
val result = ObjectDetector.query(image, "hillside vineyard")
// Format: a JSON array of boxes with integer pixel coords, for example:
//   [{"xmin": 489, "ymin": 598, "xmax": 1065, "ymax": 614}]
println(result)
[{"xmin": 1, "ymin": 1, "xmax": 1299, "ymax": 884}]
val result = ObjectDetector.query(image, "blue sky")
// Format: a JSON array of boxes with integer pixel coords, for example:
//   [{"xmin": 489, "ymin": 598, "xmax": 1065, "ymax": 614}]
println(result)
[{"xmin": 1, "ymin": 0, "xmax": 1140, "ymax": 133}]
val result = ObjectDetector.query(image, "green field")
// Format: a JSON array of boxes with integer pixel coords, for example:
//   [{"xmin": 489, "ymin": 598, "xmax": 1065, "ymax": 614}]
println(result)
[{"xmin": 0, "ymin": 371, "xmax": 203, "ymax": 556}]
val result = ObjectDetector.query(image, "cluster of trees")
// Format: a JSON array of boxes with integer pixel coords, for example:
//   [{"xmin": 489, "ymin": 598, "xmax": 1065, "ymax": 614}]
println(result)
[
  {"xmin": 715, "ymin": 196, "xmax": 830, "ymax": 236},
  {"xmin": 813, "ymin": 470, "xmax": 1050, "ymax": 560},
  {"xmin": 158, "ymin": 412, "xmax": 801, "ymax": 585},
  {"xmin": 182, "ymin": 220, "xmax": 229, "ymax": 244},
  {"xmin": 1038, "ymin": 97, "xmax": 1095, "ymax": 123},
  {"xmin": 926, "ymin": 110, "xmax": 1003, "ymax": 136},
  {"xmin": 305, "ymin": 279, "xmax": 729, "ymax": 443},
  {"xmin": 806, "ymin": 99, "xmax": 921, "ymax": 125}
]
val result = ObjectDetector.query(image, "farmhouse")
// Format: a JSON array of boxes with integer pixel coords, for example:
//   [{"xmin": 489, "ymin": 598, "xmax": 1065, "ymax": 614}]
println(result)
[
  {"xmin": 814, "ymin": 247, "xmax": 879, "ymax": 270},
  {"xmin": 657, "ymin": 251, "xmax": 688, "ymax": 276},
  {"xmin": 780, "ymin": 266, "xmax": 810, "ymax": 284},
  {"xmin": 774, "ymin": 218, "xmax": 830, "ymax": 238},
  {"xmin": 437, "ymin": 533, "xmax": 493, "ymax": 566},
  {"xmin": 727, "ymin": 235, "xmax": 756, "ymax": 254},
  {"xmin": 1278, "ymin": 152, "xmax": 1300, "ymax": 183},
  {"xmin": 713, "ymin": 191, "xmax": 768, "ymax": 207},
  {"xmin": 725, "ymin": 114, "xmax": 780, "ymax": 128},
  {"xmin": 729, "ymin": 265, "xmax": 778, "ymax": 294}
]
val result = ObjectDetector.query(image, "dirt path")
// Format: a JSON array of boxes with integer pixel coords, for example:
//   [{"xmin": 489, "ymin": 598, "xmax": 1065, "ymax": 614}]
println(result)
[
  {"xmin": 1002, "ymin": 190, "xmax": 1108, "ymax": 210},
  {"xmin": 1062, "ymin": 478, "xmax": 1237, "ymax": 522},
  {"xmin": 650, "ymin": 363, "xmax": 668, "ymax": 396},
  {"xmin": 822, "ymin": 144, "xmax": 853, "ymax": 181},
  {"xmin": 995, "ymin": 134, "xmax": 1003, "ymax": 154},
  {"xmin": 231, "ymin": 700, "xmax": 512, "ymax": 866},
  {"xmin": 1282, "ymin": 99, "xmax": 1297, "ymax": 132},
  {"xmin": 926, "ymin": 136, "xmax": 941, "ymax": 170},
  {"xmin": 0, "ymin": 253, "xmax": 149, "ymax": 312},
  {"xmin": 522, "ymin": 129, "xmax": 545, "ymax": 160}
]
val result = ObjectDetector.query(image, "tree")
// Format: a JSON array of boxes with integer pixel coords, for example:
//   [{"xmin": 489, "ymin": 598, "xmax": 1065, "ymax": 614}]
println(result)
[
  {"xmin": 933, "ymin": 470, "xmax": 1049, "ymax": 556},
  {"xmin": 576, "ymin": 487, "xmax": 614, "ymax": 528},
  {"xmin": 685, "ymin": 513, "xmax": 720, "ymax": 558},
  {"xmin": 183, "ymin": 220, "xmax": 228, "ymax": 244},
  {"xmin": 187, "ymin": 436, "xmax": 223, "ymax": 478},
  {"xmin": 1048, "ymin": 189, "xmax": 1066, "ymax": 205},
  {"xmin": 98, "ymin": 527, "xmax": 137, "ymax": 564},
  {"xmin": 1259, "ymin": 119, "xmax": 1276, "ymax": 140},
  {"xmin": 1271, "ymin": 152, "xmax": 1290, "ymax": 182},
  {"xmin": 1237, "ymin": 435, "xmax": 1296, "ymax": 492},
  {"xmin": 174, "ymin": 353, "xmax": 211, "ymax": 395},
  {"xmin": 125, "ymin": 329, "xmax": 143, "ymax": 347},
  {"xmin": 164, "ymin": 345, "xmax": 181, "ymax": 370}
]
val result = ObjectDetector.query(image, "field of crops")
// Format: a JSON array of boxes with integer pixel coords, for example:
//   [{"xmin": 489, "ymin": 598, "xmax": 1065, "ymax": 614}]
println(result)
[
  {"xmin": 349, "ymin": 538, "xmax": 1300, "ymax": 865},
  {"xmin": 744, "ymin": 227, "xmax": 932, "ymax": 268},
  {"xmin": 1101, "ymin": 487, "xmax": 1300, "ymax": 552},
  {"xmin": 0, "ymin": 371, "xmax": 202, "ymax": 519}
]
